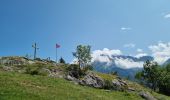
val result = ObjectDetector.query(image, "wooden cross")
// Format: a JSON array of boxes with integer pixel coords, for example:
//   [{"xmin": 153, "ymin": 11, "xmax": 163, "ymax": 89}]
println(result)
[{"xmin": 32, "ymin": 43, "xmax": 39, "ymax": 60}]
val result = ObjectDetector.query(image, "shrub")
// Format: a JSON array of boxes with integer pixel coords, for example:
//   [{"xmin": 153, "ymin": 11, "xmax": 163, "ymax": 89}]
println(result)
[
  {"xmin": 24, "ymin": 63, "xmax": 47, "ymax": 76},
  {"xmin": 103, "ymin": 79, "xmax": 113, "ymax": 89},
  {"xmin": 66, "ymin": 64, "xmax": 93, "ymax": 79},
  {"xmin": 66, "ymin": 64, "xmax": 85, "ymax": 78}
]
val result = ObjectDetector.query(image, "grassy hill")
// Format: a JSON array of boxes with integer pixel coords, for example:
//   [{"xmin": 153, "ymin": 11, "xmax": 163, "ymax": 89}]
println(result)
[
  {"xmin": 0, "ymin": 70, "xmax": 141, "ymax": 100},
  {"xmin": 0, "ymin": 70, "xmax": 169, "ymax": 100},
  {"xmin": 0, "ymin": 57, "xmax": 169, "ymax": 100}
]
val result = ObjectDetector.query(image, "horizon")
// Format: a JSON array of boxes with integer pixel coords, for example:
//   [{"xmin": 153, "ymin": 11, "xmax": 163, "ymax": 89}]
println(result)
[{"xmin": 1, "ymin": 0, "xmax": 170, "ymax": 65}]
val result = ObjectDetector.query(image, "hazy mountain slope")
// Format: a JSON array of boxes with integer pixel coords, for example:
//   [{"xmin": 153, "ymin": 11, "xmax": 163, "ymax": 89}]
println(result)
[{"xmin": 92, "ymin": 55, "xmax": 153, "ymax": 78}]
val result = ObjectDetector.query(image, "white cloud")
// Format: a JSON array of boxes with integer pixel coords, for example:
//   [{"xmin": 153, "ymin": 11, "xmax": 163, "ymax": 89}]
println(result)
[
  {"xmin": 164, "ymin": 14, "xmax": 170, "ymax": 19},
  {"xmin": 135, "ymin": 53, "xmax": 148, "ymax": 58},
  {"xmin": 91, "ymin": 48, "xmax": 144, "ymax": 69},
  {"xmin": 91, "ymin": 48, "xmax": 122, "ymax": 65},
  {"xmin": 124, "ymin": 43, "xmax": 136, "ymax": 48},
  {"xmin": 137, "ymin": 48, "xmax": 143, "ymax": 53},
  {"xmin": 149, "ymin": 42, "xmax": 170, "ymax": 64},
  {"xmin": 121, "ymin": 27, "xmax": 132, "ymax": 31},
  {"xmin": 114, "ymin": 58, "xmax": 144, "ymax": 69}
]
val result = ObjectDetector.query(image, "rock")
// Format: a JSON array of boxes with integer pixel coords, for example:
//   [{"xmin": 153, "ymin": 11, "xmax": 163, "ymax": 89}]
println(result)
[
  {"xmin": 112, "ymin": 78, "xmax": 128, "ymax": 91},
  {"xmin": 139, "ymin": 91, "xmax": 157, "ymax": 100},
  {"xmin": 3, "ymin": 66, "xmax": 13, "ymax": 71},
  {"xmin": 43, "ymin": 68, "xmax": 64, "ymax": 78},
  {"xmin": 65, "ymin": 75, "xmax": 80, "ymax": 84},
  {"xmin": 127, "ymin": 87, "xmax": 135, "ymax": 92},
  {"xmin": 0, "ymin": 57, "xmax": 28, "ymax": 65},
  {"xmin": 80, "ymin": 72, "xmax": 105, "ymax": 88}
]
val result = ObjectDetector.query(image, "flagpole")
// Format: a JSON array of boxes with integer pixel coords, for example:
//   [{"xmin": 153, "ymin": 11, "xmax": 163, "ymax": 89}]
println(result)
[{"xmin": 56, "ymin": 47, "xmax": 57, "ymax": 64}]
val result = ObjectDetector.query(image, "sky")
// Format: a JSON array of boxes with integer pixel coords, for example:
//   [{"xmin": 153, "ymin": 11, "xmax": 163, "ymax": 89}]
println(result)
[{"xmin": 1, "ymin": 0, "xmax": 170, "ymax": 63}]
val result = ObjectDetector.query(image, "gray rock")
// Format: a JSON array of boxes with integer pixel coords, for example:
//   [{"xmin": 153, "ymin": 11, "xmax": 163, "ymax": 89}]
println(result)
[
  {"xmin": 65, "ymin": 75, "xmax": 80, "ymax": 84},
  {"xmin": 128, "ymin": 87, "xmax": 135, "ymax": 92},
  {"xmin": 42, "ymin": 68, "xmax": 64, "ymax": 78},
  {"xmin": 112, "ymin": 78, "xmax": 128, "ymax": 91},
  {"xmin": 80, "ymin": 72, "xmax": 105, "ymax": 88},
  {"xmin": 3, "ymin": 66, "xmax": 13, "ymax": 71},
  {"xmin": 139, "ymin": 91, "xmax": 157, "ymax": 100}
]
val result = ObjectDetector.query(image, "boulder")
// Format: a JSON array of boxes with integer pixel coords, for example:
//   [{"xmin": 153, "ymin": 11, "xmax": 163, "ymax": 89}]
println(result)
[
  {"xmin": 3, "ymin": 66, "xmax": 13, "ymax": 72},
  {"xmin": 65, "ymin": 75, "xmax": 80, "ymax": 84},
  {"xmin": 43, "ymin": 68, "xmax": 64, "ymax": 78},
  {"xmin": 139, "ymin": 91, "xmax": 157, "ymax": 100},
  {"xmin": 127, "ymin": 87, "xmax": 135, "ymax": 92},
  {"xmin": 80, "ymin": 72, "xmax": 105, "ymax": 88},
  {"xmin": 112, "ymin": 78, "xmax": 128, "ymax": 91}
]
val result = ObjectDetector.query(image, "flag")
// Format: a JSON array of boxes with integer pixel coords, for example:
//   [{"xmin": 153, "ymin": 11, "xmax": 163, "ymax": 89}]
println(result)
[{"xmin": 56, "ymin": 43, "xmax": 60, "ymax": 48}]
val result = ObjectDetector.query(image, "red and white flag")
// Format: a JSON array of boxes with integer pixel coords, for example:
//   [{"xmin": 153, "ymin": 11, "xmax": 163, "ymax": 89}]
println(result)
[{"xmin": 56, "ymin": 43, "xmax": 60, "ymax": 48}]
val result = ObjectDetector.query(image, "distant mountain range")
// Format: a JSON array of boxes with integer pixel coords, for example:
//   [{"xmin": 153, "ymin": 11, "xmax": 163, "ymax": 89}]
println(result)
[{"xmin": 92, "ymin": 55, "xmax": 154, "ymax": 79}]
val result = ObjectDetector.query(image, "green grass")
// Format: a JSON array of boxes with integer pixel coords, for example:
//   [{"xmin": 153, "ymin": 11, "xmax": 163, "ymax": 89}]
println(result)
[
  {"xmin": 0, "ymin": 70, "xmax": 169, "ymax": 100},
  {"xmin": 0, "ymin": 71, "xmax": 144, "ymax": 100},
  {"xmin": 94, "ymin": 71, "xmax": 117, "ymax": 81}
]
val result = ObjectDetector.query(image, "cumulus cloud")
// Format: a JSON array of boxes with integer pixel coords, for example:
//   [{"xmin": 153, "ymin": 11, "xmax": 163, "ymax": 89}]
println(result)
[
  {"xmin": 91, "ymin": 48, "xmax": 122, "ymax": 65},
  {"xmin": 164, "ymin": 14, "xmax": 170, "ymax": 19},
  {"xmin": 91, "ymin": 48, "xmax": 144, "ymax": 69},
  {"xmin": 114, "ymin": 58, "xmax": 144, "ymax": 69},
  {"xmin": 124, "ymin": 43, "xmax": 136, "ymax": 48},
  {"xmin": 135, "ymin": 53, "xmax": 148, "ymax": 58},
  {"xmin": 149, "ymin": 42, "xmax": 170, "ymax": 64},
  {"xmin": 121, "ymin": 27, "xmax": 132, "ymax": 31}
]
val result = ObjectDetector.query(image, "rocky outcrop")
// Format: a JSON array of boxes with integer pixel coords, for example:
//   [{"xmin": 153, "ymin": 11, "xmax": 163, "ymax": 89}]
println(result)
[
  {"xmin": 42, "ymin": 68, "xmax": 64, "ymax": 78},
  {"xmin": 0, "ymin": 57, "xmax": 29, "ymax": 65},
  {"xmin": 65, "ymin": 75, "xmax": 80, "ymax": 84},
  {"xmin": 139, "ymin": 91, "xmax": 157, "ymax": 100},
  {"xmin": 112, "ymin": 78, "xmax": 128, "ymax": 91},
  {"xmin": 80, "ymin": 72, "xmax": 105, "ymax": 88}
]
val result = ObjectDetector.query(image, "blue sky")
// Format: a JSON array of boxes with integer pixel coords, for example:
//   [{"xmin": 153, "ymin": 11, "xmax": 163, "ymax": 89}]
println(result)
[{"xmin": 1, "ymin": 0, "xmax": 170, "ymax": 63}]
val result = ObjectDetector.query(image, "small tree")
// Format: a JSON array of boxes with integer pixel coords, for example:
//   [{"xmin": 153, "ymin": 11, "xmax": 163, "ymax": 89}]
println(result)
[
  {"xmin": 73, "ymin": 45, "xmax": 92, "ymax": 69},
  {"xmin": 59, "ymin": 57, "xmax": 66, "ymax": 64},
  {"xmin": 135, "ymin": 60, "xmax": 160, "ymax": 91}
]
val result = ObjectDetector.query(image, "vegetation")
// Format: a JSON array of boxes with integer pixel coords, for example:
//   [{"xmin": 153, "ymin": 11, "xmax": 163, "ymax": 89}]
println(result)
[
  {"xmin": 73, "ymin": 45, "xmax": 92, "ymax": 68},
  {"xmin": 59, "ymin": 57, "xmax": 66, "ymax": 64},
  {"xmin": 66, "ymin": 64, "xmax": 84, "ymax": 78},
  {"xmin": 0, "ymin": 70, "xmax": 146, "ymax": 100},
  {"xmin": 135, "ymin": 60, "xmax": 170, "ymax": 96}
]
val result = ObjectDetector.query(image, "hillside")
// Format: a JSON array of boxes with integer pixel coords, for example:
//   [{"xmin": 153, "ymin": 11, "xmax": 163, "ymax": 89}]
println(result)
[
  {"xmin": 0, "ymin": 70, "xmax": 169, "ymax": 100},
  {"xmin": 0, "ymin": 70, "xmax": 144, "ymax": 100},
  {"xmin": 0, "ymin": 57, "xmax": 169, "ymax": 100}
]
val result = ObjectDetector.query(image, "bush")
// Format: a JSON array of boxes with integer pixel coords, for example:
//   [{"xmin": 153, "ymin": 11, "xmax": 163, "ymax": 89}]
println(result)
[
  {"xmin": 103, "ymin": 79, "xmax": 113, "ymax": 89},
  {"xmin": 24, "ymin": 63, "xmax": 47, "ymax": 76},
  {"xmin": 66, "ymin": 64, "xmax": 85, "ymax": 78},
  {"xmin": 84, "ymin": 65, "xmax": 93, "ymax": 71},
  {"xmin": 66, "ymin": 64, "xmax": 94, "ymax": 79}
]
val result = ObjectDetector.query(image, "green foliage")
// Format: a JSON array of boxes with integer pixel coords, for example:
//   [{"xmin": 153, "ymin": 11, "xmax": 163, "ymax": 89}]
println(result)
[
  {"xmin": 82, "ymin": 65, "xmax": 93, "ymax": 72},
  {"xmin": 141, "ymin": 60, "xmax": 160, "ymax": 91},
  {"xmin": 66, "ymin": 64, "xmax": 93, "ymax": 78},
  {"xmin": 103, "ymin": 79, "xmax": 113, "ymax": 89},
  {"xmin": 66, "ymin": 64, "xmax": 84, "ymax": 78},
  {"xmin": 24, "ymin": 63, "xmax": 48, "ymax": 76},
  {"xmin": 59, "ymin": 57, "xmax": 66, "ymax": 64},
  {"xmin": 158, "ymin": 64, "xmax": 170, "ymax": 96},
  {"xmin": 136, "ymin": 60, "xmax": 170, "ymax": 96},
  {"xmin": 73, "ymin": 45, "xmax": 92, "ymax": 68}
]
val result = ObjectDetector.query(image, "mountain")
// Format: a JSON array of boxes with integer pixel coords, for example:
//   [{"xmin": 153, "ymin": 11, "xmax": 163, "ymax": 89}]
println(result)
[
  {"xmin": 92, "ymin": 55, "xmax": 154, "ymax": 79},
  {"xmin": 163, "ymin": 58, "xmax": 170, "ymax": 65}
]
